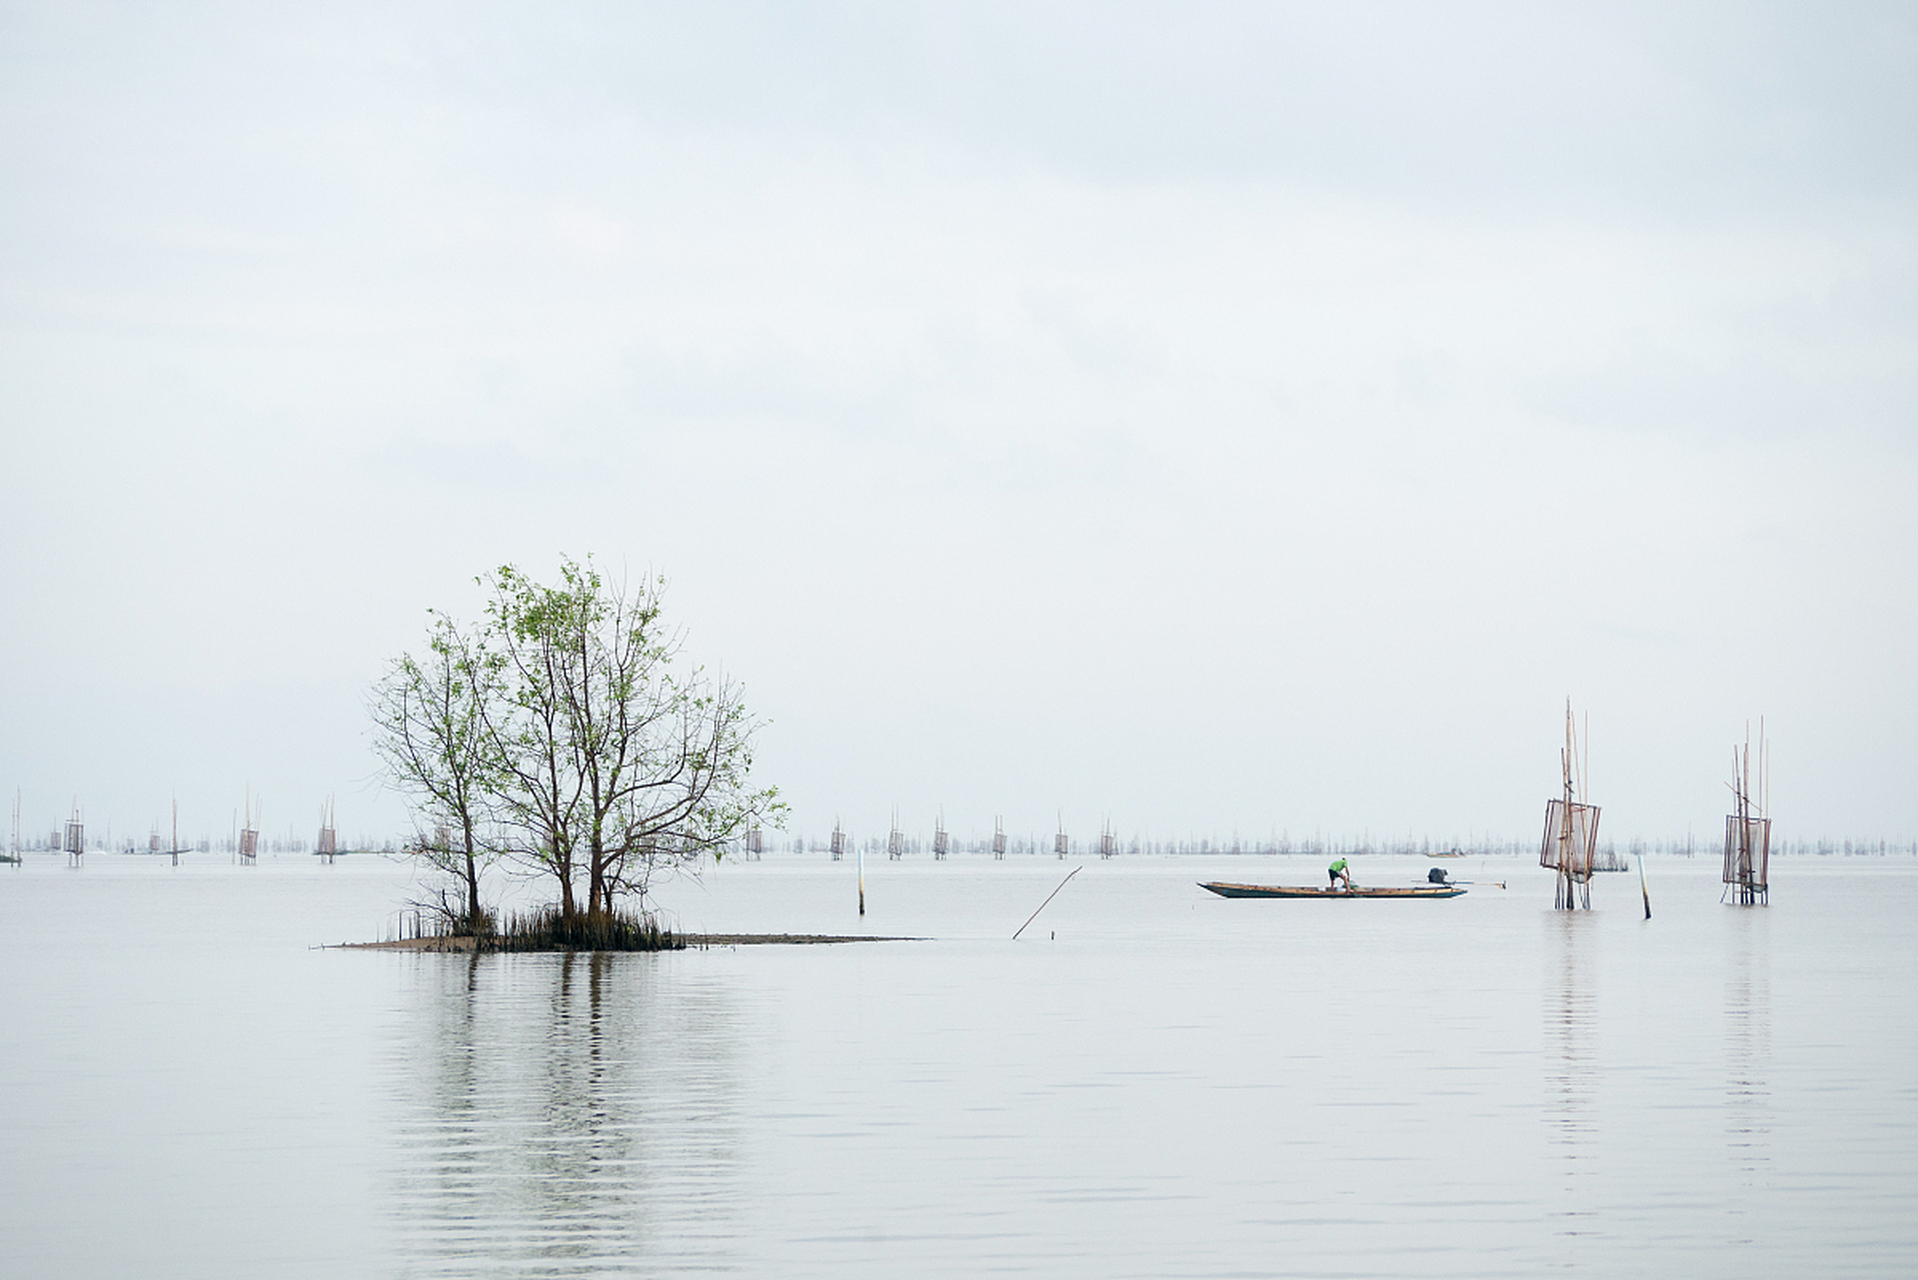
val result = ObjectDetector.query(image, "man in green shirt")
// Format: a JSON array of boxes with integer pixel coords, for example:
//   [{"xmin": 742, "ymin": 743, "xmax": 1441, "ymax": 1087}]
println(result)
[{"xmin": 1328, "ymin": 857, "xmax": 1352, "ymax": 891}]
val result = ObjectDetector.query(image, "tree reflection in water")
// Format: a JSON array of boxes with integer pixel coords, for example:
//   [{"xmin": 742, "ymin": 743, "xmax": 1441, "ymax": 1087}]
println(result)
[{"xmin": 385, "ymin": 950, "xmax": 746, "ymax": 1277}]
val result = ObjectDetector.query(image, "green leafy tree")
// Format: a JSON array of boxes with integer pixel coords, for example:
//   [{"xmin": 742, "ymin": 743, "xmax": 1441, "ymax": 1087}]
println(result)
[
  {"xmin": 369, "ymin": 612, "xmax": 501, "ymax": 933},
  {"xmin": 374, "ymin": 558, "xmax": 781, "ymax": 929}
]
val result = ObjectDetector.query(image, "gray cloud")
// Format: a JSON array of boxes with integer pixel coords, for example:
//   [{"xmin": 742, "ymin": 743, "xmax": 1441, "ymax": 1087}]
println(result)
[{"xmin": 1, "ymin": 2, "xmax": 1912, "ymax": 846}]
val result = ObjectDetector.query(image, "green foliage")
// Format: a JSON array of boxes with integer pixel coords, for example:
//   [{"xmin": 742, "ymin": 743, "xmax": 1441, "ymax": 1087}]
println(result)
[
  {"xmin": 370, "ymin": 611, "xmax": 503, "ymax": 930},
  {"xmin": 372, "ymin": 556, "xmax": 783, "ymax": 937}
]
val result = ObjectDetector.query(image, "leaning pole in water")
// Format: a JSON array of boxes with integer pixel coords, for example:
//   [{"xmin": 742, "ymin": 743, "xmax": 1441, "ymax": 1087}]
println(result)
[{"xmin": 858, "ymin": 839, "xmax": 866, "ymax": 916}]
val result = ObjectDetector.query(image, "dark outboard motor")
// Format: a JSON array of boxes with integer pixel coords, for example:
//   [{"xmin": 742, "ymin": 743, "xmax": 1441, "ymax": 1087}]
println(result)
[{"xmin": 1427, "ymin": 867, "xmax": 1449, "ymax": 884}]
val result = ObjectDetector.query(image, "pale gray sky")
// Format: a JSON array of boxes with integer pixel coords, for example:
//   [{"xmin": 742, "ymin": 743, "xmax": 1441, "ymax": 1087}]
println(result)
[{"xmin": 2, "ymin": 2, "xmax": 1913, "ymax": 848}]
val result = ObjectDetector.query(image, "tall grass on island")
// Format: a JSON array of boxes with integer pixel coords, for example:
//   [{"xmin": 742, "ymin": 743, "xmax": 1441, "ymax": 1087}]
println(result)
[
  {"xmin": 407, "ymin": 884, "xmax": 684, "ymax": 952},
  {"xmin": 479, "ymin": 905, "xmax": 685, "ymax": 953}
]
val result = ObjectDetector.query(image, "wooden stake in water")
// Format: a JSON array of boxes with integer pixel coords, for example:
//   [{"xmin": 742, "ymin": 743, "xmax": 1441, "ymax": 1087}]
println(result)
[
  {"xmin": 858, "ymin": 839, "xmax": 865, "ymax": 917},
  {"xmin": 1637, "ymin": 848, "xmax": 1652, "ymax": 920}
]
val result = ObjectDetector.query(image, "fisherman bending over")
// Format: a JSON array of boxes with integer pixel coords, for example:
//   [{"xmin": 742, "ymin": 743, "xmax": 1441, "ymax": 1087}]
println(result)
[{"xmin": 1328, "ymin": 857, "xmax": 1352, "ymax": 891}]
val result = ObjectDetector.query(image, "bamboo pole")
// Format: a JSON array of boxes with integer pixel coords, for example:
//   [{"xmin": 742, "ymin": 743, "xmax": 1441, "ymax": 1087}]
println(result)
[{"xmin": 1014, "ymin": 866, "xmax": 1082, "ymax": 940}]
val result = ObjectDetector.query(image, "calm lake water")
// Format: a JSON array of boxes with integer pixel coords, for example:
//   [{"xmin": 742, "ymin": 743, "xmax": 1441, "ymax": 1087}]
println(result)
[{"xmin": 2, "ymin": 852, "xmax": 1915, "ymax": 1278}]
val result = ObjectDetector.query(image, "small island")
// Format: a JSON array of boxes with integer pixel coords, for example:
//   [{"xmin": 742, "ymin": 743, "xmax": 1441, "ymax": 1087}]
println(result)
[{"xmin": 333, "ymin": 932, "xmax": 923, "ymax": 952}]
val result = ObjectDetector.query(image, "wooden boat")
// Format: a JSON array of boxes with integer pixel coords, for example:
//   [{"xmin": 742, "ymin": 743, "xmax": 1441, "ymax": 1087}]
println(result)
[{"xmin": 1199, "ymin": 881, "xmax": 1466, "ymax": 900}]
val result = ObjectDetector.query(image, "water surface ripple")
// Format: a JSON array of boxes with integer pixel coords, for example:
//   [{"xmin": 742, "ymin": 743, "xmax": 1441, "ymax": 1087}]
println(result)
[{"xmin": 2, "ymin": 854, "xmax": 1915, "ymax": 1277}]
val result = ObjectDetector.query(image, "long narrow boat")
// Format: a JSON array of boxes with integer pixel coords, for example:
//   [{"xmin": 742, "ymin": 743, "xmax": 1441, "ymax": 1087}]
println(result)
[{"xmin": 1199, "ymin": 881, "xmax": 1466, "ymax": 900}]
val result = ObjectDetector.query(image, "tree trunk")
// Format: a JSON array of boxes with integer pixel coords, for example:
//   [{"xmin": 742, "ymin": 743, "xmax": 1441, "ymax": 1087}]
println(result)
[
  {"xmin": 586, "ymin": 837, "xmax": 606, "ymax": 919},
  {"xmin": 461, "ymin": 818, "xmax": 482, "ymax": 932},
  {"xmin": 555, "ymin": 833, "xmax": 577, "ymax": 918}
]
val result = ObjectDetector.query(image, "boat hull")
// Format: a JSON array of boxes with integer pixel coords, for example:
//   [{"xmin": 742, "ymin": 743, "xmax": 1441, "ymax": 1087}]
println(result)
[{"xmin": 1199, "ymin": 881, "xmax": 1466, "ymax": 900}]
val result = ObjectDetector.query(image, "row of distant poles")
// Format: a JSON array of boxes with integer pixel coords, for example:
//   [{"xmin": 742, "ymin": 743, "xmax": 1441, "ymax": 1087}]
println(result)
[
  {"xmin": 7, "ymin": 788, "xmax": 341, "ymax": 869},
  {"xmin": 1540, "ymin": 700, "xmax": 1771, "ymax": 913},
  {"xmin": 781, "ymin": 811, "xmax": 1114, "ymax": 920},
  {"xmin": 788, "ymin": 812, "xmax": 1120, "ymax": 864}
]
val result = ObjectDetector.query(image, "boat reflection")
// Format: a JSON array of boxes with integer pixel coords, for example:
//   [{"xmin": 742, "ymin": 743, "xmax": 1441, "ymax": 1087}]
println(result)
[{"xmin": 385, "ymin": 950, "xmax": 747, "ymax": 1277}]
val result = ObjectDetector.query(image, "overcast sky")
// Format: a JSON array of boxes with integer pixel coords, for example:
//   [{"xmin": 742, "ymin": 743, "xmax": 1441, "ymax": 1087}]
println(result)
[{"xmin": 2, "ymin": 2, "xmax": 1913, "ymax": 849}]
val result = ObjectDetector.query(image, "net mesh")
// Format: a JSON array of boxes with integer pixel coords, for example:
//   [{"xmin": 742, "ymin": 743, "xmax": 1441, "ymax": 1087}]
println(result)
[
  {"xmin": 1539, "ymin": 800, "xmax": 1600, "ymax": 880},
  {"xmin": 1722, "ymin": 815, "xmax": 1770, "ymax": 887}
]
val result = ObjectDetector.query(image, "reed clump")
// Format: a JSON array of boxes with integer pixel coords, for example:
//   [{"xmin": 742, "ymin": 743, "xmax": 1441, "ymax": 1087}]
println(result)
[
  {"xmin": 447, "ymin": 909, "xmax": 494, "ymax": 938},
  {"xmin": 483, "ymin": 906, "xmax": 683, "ymax": 953}
]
